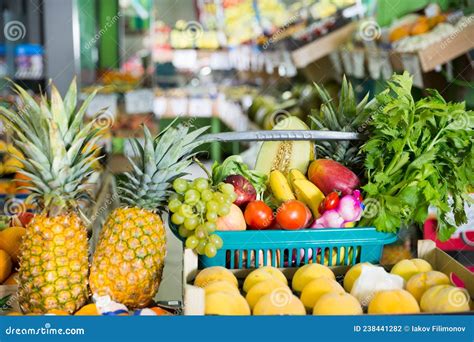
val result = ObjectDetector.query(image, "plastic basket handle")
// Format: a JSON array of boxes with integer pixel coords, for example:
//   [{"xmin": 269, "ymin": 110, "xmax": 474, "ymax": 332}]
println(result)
[{"xmin": 198, "ymin": 130, "xmax": 362, "ymax": 143}]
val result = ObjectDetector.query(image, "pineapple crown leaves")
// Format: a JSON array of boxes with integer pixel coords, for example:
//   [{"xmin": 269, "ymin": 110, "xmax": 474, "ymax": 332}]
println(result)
[
  {"xmin": 309, "ymin": 76, "xmax": 376, "ymax": 175},
  {"xmin": 118, "ymin": 122, "xmax": 208, "ymax": 212},
  {"xmin": 310, "ymin": 76, "xmax": 374, "ymax": 131},
  {"xmin": 0, "ymin": 79, "xmax": 105, "ymax": 214}
]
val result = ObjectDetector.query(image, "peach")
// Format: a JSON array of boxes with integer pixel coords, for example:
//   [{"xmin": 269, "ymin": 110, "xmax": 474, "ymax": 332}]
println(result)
[
  {"xmin": 253, "ymin": 288, "xmax": 305, "ymax": 315},
  {"xmin": 406, "ymin": 271, "xmax": 450, "ymax": 302},
  {"xmin": 205, "ymin": 292, "xmax": 250, "ymax": 315},
  {"xmin": 368, "ymin": 289, "xmax": 420, "ymax": 314},
  {"xmin": 194, "ymin": 267, "xmax": 238, "ymax": 288},
  {"xmin": 390, "ymin": 258, "xmax": 432, "ymax": 282},
  {"xmin": 203, "ymin": 280, "xmax": 240, "ymax": 296},
  {"xmin": 300, "ymin": 277, "xmax": 345, "ymax": 310},
  {"xmin": 243, "ymin": 269, "xmax": 274, "ymax": 293},
  {"xmin": 420, "ymin": 285, "xmax": 470, "ymax": 313},
  {"xmin": 245, "ymin": 279, "xmax": 288, "ymax": 310},
  {"xmin": 313, "ymin": 292, "xmax": 363, "ymax": 315},
  {"xmin": 292, "ymin": 263, "xmax": 335, "ymax": 293}
]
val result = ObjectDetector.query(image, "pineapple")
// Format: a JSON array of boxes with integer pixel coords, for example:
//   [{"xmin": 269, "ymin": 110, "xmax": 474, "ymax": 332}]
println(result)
[
  {"xmin": 0, "ymin": 80, "xmax": 103, "ymax": 313},
  {"xmin": 310, "ymin": 76, "xmax": 374, "ymax": 176},
  {"xmin": 89, "ymin": 123, "xmax": 207, "ymax": 308}
]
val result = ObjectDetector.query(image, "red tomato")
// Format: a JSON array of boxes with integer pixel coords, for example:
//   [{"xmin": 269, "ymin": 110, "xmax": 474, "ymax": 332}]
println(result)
[
  {"xmin": 324, "ymin": 192, "xmax": 340, "ymax": 210},
  {"xmin": 244, "ymin": 200, "xmax": 274, "ymax": 230},
  {"xmin": 319, "ymin": 191, "xmax": 340, "ymax": 215},
  {"xmin": 276, "ymin": 200, "xmax": 311, "ymax": 230}
]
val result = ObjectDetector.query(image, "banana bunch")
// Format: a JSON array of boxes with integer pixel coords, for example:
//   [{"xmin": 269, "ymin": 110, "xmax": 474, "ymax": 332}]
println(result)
[
  {"xmin": 269, "ymin": 169, "xmax": 325, "ymax": 218},
  {"xmin": 0, "ymin": 140, "xmax": 24, "ymax": 175}
]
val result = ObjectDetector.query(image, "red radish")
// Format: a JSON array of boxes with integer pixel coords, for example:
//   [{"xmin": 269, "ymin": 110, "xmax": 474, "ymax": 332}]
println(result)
[{"xmin": 224, "ymin": 175, "xmax": 256, "ymax": 208}]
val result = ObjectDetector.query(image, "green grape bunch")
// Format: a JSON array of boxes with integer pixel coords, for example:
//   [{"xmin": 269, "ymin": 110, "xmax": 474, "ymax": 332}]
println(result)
[{"xmin": 169, "ymin": 177, "xmax": 236, "ymax": 257}]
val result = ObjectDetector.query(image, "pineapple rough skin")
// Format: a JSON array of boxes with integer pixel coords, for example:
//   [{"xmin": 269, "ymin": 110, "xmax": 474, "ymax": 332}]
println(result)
[
  {"xmin": 89, "ymin": 208, "xmax": 166, "ymax": 308},
  {"xmin": 18, "ymin": 214, "xmax": 88, "ymax": 314}
]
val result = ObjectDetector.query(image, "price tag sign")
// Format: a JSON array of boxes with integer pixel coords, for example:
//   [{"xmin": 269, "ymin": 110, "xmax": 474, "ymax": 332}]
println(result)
[
  {"xmin": 125, "ymin": 89, "xmax": 154, "ymax": 114},
  {"xmin": 85, "ymin": 94, "xmax": 118, "ymax": 118},
  {"xmin": 188, "ymin": 98, "xmax": 213, "ymax": 117}
]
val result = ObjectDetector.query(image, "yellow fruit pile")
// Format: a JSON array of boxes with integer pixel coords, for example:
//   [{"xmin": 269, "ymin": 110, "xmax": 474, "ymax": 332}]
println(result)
[{"xmin": 196, "ymin": 258, "xmax": 472, "ymax": 316}]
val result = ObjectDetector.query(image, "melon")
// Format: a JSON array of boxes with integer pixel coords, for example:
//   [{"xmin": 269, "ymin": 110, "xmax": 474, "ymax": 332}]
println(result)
[{"xmin": 254, "ymin": 117, "xmax": 313, "ymax": 176}]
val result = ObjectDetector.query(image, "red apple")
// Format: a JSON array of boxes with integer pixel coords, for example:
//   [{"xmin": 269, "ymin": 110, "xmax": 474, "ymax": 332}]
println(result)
[{"xmin": 224, "ymin": 175, "xmax": 256, "ymax": 208}]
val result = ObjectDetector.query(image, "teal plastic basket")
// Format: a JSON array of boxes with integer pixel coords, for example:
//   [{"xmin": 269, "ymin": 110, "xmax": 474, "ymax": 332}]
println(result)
[
  {"xmin": 170, "ymin": 130, "xmax": 398, "ymax": 269},
  {"xmin": 197, "ymin": 228, "xmax": 397, "ymax": 269}
]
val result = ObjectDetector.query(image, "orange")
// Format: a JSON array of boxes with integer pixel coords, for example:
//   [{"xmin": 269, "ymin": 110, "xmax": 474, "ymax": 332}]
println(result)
[
  {"xmin": 0, "ymin": 226, "xmax": 26, "ymax": 263},
  {"xmin": 150, "ymin": 307, "xmax": 172, "ymax": 315},
  {"xmin": 3, "ymin": 272, "xmax": 18, "ymax": 285},
  {"xmin": 47, "ymin": 309, "xmax": 70, "ymax": 315},
  {"xmin": 0, "ymin": 249, "xmax": 12, "ymax": 283},
  {"xmin": 74, "ymin": 304, "xmax": 100, "ymax": 316}
]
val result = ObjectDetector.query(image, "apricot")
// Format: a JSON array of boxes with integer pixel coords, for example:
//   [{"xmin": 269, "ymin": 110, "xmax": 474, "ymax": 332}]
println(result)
[
  {"xmin": 205, "ymin": 292, "xmax": 250, "ymax": 315},
  {"xmin": 300, "ymin": 277, "xmax": 345, "ymax": 310},
  {"xmin": 406, "ymin": 271, "xmax": 450, "ymax": 302},
  {"xmin": 194, "ymin": 267, "xmax": 238, "ymax": 288},
  {"xmin": 390, "ymin": 258, "xmax": 432, "ymax": 282},
  {"xmin": 253, "ymin": 289, "xmax": 305, "ymax": 315},
  {"xmin": 343, "ymin": 262, "xmax": 374, "ymax": 292},
  {"xmin": 313, "ymin": 292, "xmax": 363, "ymax": 315},
  {"xmin": 292, "ymin": 263, "xmax": 335, "ymax": 293},
  {"xmin": 420, "ymin": 285, "xmax": 470, "ymax": 313},
  {"xmin": 368, "ymin": 289, "xmax": 420, "ymax": 314}
]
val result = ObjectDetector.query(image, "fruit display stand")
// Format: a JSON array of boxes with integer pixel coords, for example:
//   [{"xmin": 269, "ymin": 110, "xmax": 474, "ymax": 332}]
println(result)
[{"xmin": 181, "ymin": 240, "xmax": 474, "ymax": 315}]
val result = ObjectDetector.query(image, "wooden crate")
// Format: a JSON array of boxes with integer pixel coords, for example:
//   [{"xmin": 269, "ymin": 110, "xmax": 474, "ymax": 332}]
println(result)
[{"xmin": 182, "ymin": 240, "xmax": 474, "ymax": 315}]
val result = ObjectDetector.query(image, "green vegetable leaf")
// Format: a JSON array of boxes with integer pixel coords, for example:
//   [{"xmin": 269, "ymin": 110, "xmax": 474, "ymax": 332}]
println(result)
[{"xmin": 359, "ymin": 73, "xmax": 473, "ymax": 241}]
